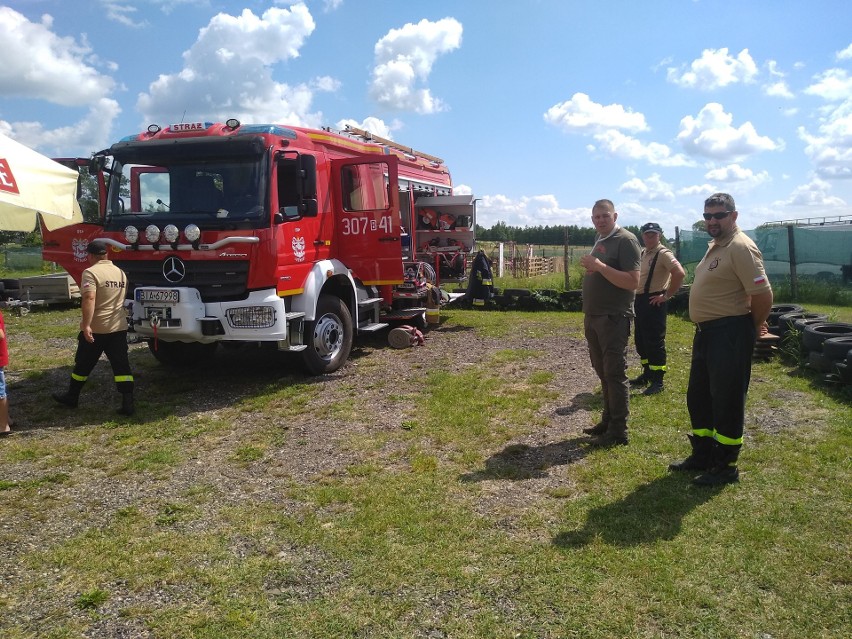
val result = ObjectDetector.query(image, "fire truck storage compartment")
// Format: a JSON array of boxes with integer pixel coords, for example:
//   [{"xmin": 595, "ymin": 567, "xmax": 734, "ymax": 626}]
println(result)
[{"xmin": 413, "ymin": 195, "xmax": 476, "ymax": 283}]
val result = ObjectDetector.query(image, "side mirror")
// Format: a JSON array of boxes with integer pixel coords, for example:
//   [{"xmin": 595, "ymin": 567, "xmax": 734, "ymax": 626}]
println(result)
[
  {"xmin": 89, "ymin": 155, "xmax": 106, "ymax": 174},
  {"xmin": 299, "ymin": 154, "xmax": 317, "ymax": 199},
  {"xmin": 301, "ymin": 199, "xmax": 318, "ymax": 217}
]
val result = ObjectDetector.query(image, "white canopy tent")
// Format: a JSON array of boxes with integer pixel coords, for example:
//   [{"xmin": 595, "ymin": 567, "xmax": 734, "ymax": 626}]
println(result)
[{"xmin": 0, "ymin": 133, "xmax": 83, "ymax": 232}]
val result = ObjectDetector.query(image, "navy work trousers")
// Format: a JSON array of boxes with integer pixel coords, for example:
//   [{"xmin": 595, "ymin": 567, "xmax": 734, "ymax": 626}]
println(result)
[
  {"xmin": 73, "ymin": 331, "xmax": 134, "ymax": 394},
  {"xmin": 634, "ymin": 293, "xmax": 667, "ymax": 371},
  {"xmin": 686, "ymin": 315, "xmax": 755, "ymax": 445}
]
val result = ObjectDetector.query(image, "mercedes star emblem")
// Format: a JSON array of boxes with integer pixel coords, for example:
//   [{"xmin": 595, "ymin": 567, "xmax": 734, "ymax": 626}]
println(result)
[{"xmin": 162, "ymin": 256, "xmax": 186, "ymax": 283}]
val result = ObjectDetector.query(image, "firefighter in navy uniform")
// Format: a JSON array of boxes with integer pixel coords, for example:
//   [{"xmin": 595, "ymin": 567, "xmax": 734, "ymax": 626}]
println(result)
[
  {"xmin": 53, "ymin": 241, "xmax": 136, "ymax": 415},
  {"xmin": 630, "ymin": 222, "xmax": 685, "ymax": 395}
]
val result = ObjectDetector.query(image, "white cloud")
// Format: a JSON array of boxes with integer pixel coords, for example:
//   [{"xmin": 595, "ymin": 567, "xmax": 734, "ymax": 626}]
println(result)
[
  {"xmin": 591, "ymin": 130, "xmax": 694, "ymax": 167},
  {"xmin": 619, "ymin": 173, "xmax": 675, "ymax": 201},
  {"xmin": 474, "ymin": 193, "xmax": 588, "ymax": 228},
  {"xmin": 837, "ymin": 42, "xmax": 852, "ymax": 60},
  {"xmin": 0, "ymin": 98, "xmax": 122, "ymax": 156},
  {"xmin": 136, "ymin": 4, "xmax": 322, "ymax": 127},
  {"xmin": 763, "ymin": 60, "xmax": 795, "ymax": 100},
  {"xmin": 677, "ymin": 184, "xmax": 717, "ymax": 198},
  {"xmin": 0, "ymin": 7, "xmax": 116, "ymax": 106},
  {"xmin": 781, "ymin": 178, "xmax": 846, "ymax": 206},
  {"xmin": 101, "ymin": 2, "xmax": 147, "ymax": 28},
  {"xmin": 798, "ymin": 100, "xmax": 852, "ymax": 178},
  {"xmin": 545, "ymin": 94, "xmax": 695, "ymax": 166},
  {"xmin": 677, "ymin": 103, "xmax": 782, "ymax": 159},
  {"xmin": 804, "ymin": 68, "xmax": 852, "ymax": 101},
  {"xmin": 704, "ymin": 163, "xmax": 770, "ymax": 188},
  {"xmin": 544, "ymin": 93, "xmax": 647, "ymax": 133},
  {"xmin": 335, "ymin": 117, "xmax": 397, "ymax": 140},
  {"xmin": 764, "ymin": 82, "xmax": 794, "ymax": 98},
  {"xmin": 667, "ymin": 48, "xmax": 758, "ymax": 90},
  {"xmin": 763, "ymin": 63, "xmax": 793, "ymax": 99},
  {"xmin": 369, "ymin": 17, "xmax": 462, "ymax": 114},
  {"xmin": 312, "ymin": 76, "xmax": 342, "ymax": 92}
]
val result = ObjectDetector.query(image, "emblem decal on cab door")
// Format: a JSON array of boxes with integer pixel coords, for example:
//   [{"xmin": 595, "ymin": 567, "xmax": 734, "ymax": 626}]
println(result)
[
  {"xmin": 292, "ymin": 236, "xmax": 306, "ymax": 262},
  {"xmin": 72, "ymin": 238, "xmax": 89, "ymax": 262}
]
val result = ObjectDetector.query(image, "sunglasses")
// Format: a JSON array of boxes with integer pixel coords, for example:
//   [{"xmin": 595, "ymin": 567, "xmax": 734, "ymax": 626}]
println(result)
[{"xmin": 703, "ymin": 211, "xmax": 733, "ymax": 221}]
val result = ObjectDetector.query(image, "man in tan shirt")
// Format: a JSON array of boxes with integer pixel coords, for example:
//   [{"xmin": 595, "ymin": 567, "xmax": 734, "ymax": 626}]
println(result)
[
  {"xmin": 669, "ymin": 193, "xmax": 772, "ymax": 485},
  {"xmin": 53, "ymin": 240, "xmax": 135, "ymax": 415}
]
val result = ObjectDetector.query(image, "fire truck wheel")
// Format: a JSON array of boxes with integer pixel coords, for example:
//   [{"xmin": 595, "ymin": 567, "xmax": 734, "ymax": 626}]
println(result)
[
  {"xmin": 147, "ymin": 340, "xmax": 218, "ymax": 366},
  {"xmin": 301, "ymin": 295, "xmax": 353, "ymax": 375}
]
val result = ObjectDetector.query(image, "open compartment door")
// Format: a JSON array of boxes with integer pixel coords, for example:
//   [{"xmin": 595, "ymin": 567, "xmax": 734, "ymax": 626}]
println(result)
[{"xmin": 413, "ymin": 194, "xmax": 476, "ymax": 282}]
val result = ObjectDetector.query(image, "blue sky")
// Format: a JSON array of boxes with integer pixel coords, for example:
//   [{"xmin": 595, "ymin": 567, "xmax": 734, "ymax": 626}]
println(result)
[{"xmin": 2, "ymin": 0, "xmax": 851, "ymax": 236}]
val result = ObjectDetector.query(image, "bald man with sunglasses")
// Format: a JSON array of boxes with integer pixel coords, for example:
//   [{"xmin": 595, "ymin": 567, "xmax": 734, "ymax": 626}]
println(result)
[{"xmin": 669, "ymin": 193, "xmax": 773, "ymax": 485}]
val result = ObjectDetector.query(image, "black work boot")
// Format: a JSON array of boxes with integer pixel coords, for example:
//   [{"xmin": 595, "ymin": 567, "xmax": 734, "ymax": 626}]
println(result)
[
  {"xmin": 643, "ymin": 370, "xmax": 664, "ymax": 395},
  {"xmin": 630, "ymin": 365, "xmax": 650, "ymax": 387},
  {"xmin": 52, "ymin": 379, "xmax": 84, "ymax": 409},
  {"xmin": 693, "ymin": 444, "xmax": 740, "ymax": 486},
  {"xmin": 669, "ymin": 434, "xmax": 714, "ymax": 472},
  {"xmin": 582, "ymin": 421, "xmax": 608, "ymax": 436},
  {"xmin": 117, "ymin": 392, "xmax": 135, "ymax": 416}
]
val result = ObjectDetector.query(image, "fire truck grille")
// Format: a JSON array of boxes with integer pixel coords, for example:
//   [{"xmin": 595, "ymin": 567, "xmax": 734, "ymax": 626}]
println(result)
[{"xmin": 115, "ymin": 260, "xmax": 251, "ymax": 302}]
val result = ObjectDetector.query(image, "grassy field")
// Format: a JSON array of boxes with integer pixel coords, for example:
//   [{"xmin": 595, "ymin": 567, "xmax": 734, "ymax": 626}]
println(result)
[{"xmin": 0, "ymin": 303, "xmax": 850, "ymax": 638}]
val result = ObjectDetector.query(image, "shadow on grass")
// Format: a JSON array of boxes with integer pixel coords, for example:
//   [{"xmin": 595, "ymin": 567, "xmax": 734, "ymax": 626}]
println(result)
[
  {"xmin": 459, "ymin": 437, "xmax": 587, "ymax": 482},
  {"xmin": 554, "ymin": 391, "xmax": 600, "ymax": 416},
  {"xmin": 552, "ymin": 474, "xmax": 722, "ymax": 548},
  {"xmin": 8, "ymin": 342, "xmax": 333, "ymax": 433}
]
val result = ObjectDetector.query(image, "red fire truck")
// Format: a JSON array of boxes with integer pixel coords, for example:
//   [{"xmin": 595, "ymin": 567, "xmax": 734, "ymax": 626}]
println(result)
[{"xmin": 42, "ymin": 120, "xmax": 476, "ymax": 374}]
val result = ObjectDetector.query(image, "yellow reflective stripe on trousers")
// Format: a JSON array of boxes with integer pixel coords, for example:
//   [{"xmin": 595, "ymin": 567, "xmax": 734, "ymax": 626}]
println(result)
[
  {"xmin": 692, "ymin": 428, "xmax": 714, "ymax": 438},
  {"xmin": 114, "ymin": 375, "xmax": 134, "ymax": 383},
  {"xmin": 649, "ymin": 364, "xmax": 667, "ymax": 371},
  {"xmin": 640, "ymin": 358, "xmax": 649, "ymax": 365},
  {"xmin": 71, "ymin": 373, "xmax": 87, "ymax": 382},
  {"xmin": 714, "ymin": 432, "xmax": 743, "ymax": 446}
]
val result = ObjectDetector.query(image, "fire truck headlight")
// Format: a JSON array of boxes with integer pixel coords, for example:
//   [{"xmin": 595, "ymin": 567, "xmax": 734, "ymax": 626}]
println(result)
[
  {"xmin": 145, "ymin": 225, "xmax": 161, "ymax": 243},
  {"xmin": 124, "ymin": 226, "xmax": 139, "ymax": 244},
  {"xmin": 184, "ymin": 224, "xmax": 201, "ymax": 242},
  {"xmin": 163, "ymin": 225, "xmax": 180, "ymax": 243}
]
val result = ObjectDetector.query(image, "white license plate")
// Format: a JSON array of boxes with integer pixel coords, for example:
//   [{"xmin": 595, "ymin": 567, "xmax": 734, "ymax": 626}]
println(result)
[{"xmin": 137, "ymin": 289, "xmax": 179, "ymax": 303}]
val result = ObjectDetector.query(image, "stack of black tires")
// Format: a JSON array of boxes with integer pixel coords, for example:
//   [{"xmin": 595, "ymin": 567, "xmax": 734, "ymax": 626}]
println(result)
[{"xmin": 767, "ymin": 304, "xmax": 852, "ymax": 384}]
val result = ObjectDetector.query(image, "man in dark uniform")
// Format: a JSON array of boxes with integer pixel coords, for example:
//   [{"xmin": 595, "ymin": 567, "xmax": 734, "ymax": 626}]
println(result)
[
  {"xmin": 630, "ymin": 222, "xmax": 685, "ymax": 395},
  {"xmin": 53, "ymin": 240, "xmax": 136, "ymax": 415},
  {"xmin": 580, "ymin": 199, "xmax": 641, "ymax": 447},
  {"xmin": 669, "ymin": 194, "xmax": 772, "ymax": 484}
]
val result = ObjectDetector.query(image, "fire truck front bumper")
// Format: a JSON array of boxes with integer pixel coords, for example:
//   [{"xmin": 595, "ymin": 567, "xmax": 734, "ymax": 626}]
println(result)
[{"xmin": 132, "ymin": 287, "xmax": 289, "ymax": 342}]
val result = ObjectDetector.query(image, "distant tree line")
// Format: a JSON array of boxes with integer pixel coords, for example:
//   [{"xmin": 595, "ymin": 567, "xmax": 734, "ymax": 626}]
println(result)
[{"xmin": 475, "ymin": 222, "xmax": 645, "ymax": 246}]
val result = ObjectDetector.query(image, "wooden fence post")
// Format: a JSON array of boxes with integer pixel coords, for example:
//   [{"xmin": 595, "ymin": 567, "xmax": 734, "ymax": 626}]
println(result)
[{"xmin": 563, "ymin": 229, "xmax": 570, "ymax": 289}]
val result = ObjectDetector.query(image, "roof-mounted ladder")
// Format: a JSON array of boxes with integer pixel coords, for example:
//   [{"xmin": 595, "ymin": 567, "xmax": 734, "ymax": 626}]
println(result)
[{"xmin": 343, "ymin": 126, "xmax": 444, "ymax": 165}]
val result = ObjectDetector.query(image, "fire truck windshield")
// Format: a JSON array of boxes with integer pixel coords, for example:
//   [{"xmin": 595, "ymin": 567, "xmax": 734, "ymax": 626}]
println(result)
[{"xmin": 106, "ymin": 157, "xmax": 267, "ymax": 223}]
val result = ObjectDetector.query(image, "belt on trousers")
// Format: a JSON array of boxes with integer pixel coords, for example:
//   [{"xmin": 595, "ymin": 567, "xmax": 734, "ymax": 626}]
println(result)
[{"xmin": 694, "ymin": 314, "xmax": 751, "ymax": 332}]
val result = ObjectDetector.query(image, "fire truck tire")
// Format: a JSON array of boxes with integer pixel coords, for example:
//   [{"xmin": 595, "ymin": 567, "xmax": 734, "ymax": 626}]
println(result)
[
  {"xmin": 147, "ymin": 340, "xmax": 218, "ymax": 366},
  {"xmin": 301, "ymin": 295, "xmax": 353, "ymax": 375}
]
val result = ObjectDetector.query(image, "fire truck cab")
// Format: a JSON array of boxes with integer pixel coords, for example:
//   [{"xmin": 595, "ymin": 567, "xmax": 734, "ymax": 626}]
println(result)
[{"xmin": 43, "ymin": 120, "xmax": 475, "ymax": 374}]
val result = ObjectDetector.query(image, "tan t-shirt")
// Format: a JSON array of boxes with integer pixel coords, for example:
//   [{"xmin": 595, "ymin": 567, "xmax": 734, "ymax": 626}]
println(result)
[
  {"xmin": 689, "ymin": 227, "xmax": 771, "ymax": 323},
  {"xmin": 80, "ymin": 259, "xmax": 128, "ymax": 334},
  {"xmin": 636, "ymin": 244, "xmax": 680, "ymax": 294}
]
